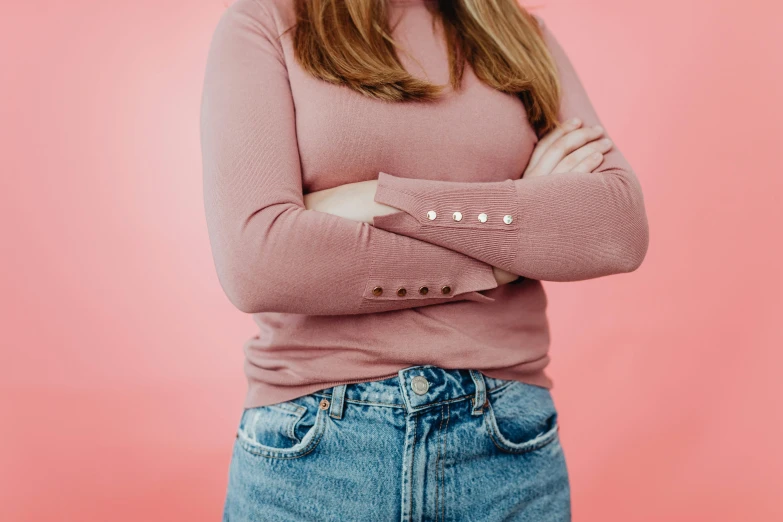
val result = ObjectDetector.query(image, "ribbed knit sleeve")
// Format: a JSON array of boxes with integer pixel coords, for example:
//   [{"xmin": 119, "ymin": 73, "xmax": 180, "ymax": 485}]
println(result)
[
  {"xmin": 199, "ymin": 0, "xmax": 498, "ymax": 315},
  {"xmin": 372, "ymin": 17, "xmax": 650, "ymax": 282}
]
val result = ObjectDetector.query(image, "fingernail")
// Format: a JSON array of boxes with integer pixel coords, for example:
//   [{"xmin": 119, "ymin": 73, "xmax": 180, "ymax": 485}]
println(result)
[
  {"xmin": 593, "ymin": 125, "xmax": 604, "ymax": 132},
  {"xmin": 592, "ymin": 152, "xmax": 602, "ymax": 159},
  {"xmin": 568, "ymin": 117, "xmax": 581, "ymax": 125},
  {"xmin": 602, "ymin": 138, "xmax": 612, "ymax": 146}
]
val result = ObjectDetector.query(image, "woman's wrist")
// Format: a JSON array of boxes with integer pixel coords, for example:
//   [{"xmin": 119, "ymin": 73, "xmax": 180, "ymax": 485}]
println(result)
[
  {"xmin": 304, "ymin": 179, "xmax": 398, "ymax": 224},
  {"xmin": 492, "ymin": 266, "xmax": 520, "ymax": 285}
]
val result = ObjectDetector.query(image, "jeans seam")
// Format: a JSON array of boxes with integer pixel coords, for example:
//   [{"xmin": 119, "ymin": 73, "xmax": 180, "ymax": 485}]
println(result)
[
  {"xmin": 483, "ymin": 404, "xmax": 560, "ymax": 455},
  {"xmin": 442, "ymin": 401, "xmax": 450, "ymax": 521},
  {"xmin": 311, "ymin": 380, "xmax": 517, "ymax": 410},
  {"xmin": 237, "ymin": 407, "xmax": 328, "ymax": 460},
  {"xmin": 435, "ymin": 404, "xmax": 442, "ymax": 521},
  {"xmin": 410, "ymin": 413, "xmax": 417, "ymax": 519}
]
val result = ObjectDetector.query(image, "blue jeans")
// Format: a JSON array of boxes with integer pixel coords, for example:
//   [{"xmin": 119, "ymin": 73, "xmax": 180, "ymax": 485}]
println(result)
[{"xmin": 222, "ymin": 365, "xmax": 571, "ymax": 521}]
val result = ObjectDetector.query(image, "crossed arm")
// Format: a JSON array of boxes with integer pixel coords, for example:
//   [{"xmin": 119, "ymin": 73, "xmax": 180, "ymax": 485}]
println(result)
[
  {"xmin": 201, "ymin": 0, "xmax": 502, "ymax": 316},
  {"xmin": 306, "ymin": 18, "xmax": 649, "ymax": 283},
  {"xmin": 200, "ymin": 0, "xmax": 649, "ymax": 316}
]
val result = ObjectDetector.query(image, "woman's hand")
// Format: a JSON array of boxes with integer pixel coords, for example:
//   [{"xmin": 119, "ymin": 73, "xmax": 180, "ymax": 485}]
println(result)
[
  {"xmin": 523, "ymin": 118, "xmax": 614, "ymax": 178},
  {"xmin": 492, "ymin": 266, "xmax": 520, "ymax": 285}
]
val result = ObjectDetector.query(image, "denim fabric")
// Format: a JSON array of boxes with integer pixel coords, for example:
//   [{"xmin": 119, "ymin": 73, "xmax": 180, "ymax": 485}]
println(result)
[{"xmin": 223, "ymin": 365, "xmax": 571, "ymax": 521}]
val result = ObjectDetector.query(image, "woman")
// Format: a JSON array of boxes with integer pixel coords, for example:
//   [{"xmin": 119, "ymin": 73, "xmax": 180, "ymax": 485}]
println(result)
[{"xmin": 200, "ymin": 0, "xmax": 649, "ymax": 519}]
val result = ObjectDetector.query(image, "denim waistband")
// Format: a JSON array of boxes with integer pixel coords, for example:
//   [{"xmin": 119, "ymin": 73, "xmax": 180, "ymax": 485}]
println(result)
[{"xmin": 312, "ymin": 365, "xmax": 516, "ymax": 418}]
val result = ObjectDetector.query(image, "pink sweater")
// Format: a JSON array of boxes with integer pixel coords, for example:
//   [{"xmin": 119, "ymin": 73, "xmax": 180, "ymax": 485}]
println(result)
[{"xmin": 200, "ymin": 0, "xmax": 649, "ymax": 408}]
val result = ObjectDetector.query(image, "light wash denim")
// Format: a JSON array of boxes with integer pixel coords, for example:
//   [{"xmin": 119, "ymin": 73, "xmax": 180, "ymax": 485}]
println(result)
[{"xmin": 222, "ymin": 365, "xmax": 571, "ymax": 521}]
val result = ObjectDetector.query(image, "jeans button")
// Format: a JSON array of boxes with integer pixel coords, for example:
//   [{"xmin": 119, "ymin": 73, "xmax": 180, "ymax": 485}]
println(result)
[{"xmin": 411, "ymin": 375, "xmax": 430, "ymax": 395}]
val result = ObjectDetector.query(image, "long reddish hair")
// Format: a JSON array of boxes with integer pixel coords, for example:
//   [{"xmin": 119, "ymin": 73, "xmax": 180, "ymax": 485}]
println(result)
[{"xmin": 283, "ymin": 0, "xmax": 562, "ymax": 137}]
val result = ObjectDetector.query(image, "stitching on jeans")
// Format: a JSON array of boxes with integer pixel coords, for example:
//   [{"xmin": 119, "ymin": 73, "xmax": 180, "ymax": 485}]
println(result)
[
  {"xmin": 485, "ymin": 381, "xmax": 520, "ymax": 401},
  {"xmin": 435, "ymin": 404, "xmax": 442, "ymax": 521},
  {"xmin": 341, "ymin": 399, "xmax": 405, "ymax": 408},
  {"xmin": 238, "ymin": 407, "xmax": 327, "ymax": 460},
  {"xmin": 311, "ymin": 380, "xmax": 516, "ymax": 409},
  {"xmin": 287, "ymin": 414, "xmax": 299, "ymax": 443},
  {"xmin": 313, "ymin": 379, "xmax": 514, "ymax": 400},
  {"xmin": 486, "ymin": 421, "xmax": 560, "ymax": 455},
  {"xmin": 483, "ymin": 404, "xmax": 560, "ymax": 455},
  {"xmin": 268, "ymin": 401, "xmax": 305, "ymax": 415},
  {"xmin": 444, "ymin": 401, "xmax": 450, "ymax": 521},
  {"xmin": 409, "ymin": 413, "xmax": 417, "ymax": 520},
  {"xmin": 329, "ymin": 387, "xmax": 343, "ymax": 420}
]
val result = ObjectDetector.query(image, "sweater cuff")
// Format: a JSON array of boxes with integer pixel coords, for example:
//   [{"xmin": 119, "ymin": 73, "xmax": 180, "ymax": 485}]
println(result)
[
  {"xmin": 362, "ymin": 225, "xmax": 499, "ymax": 303},
  {"xmin": 373, "ymin": 171, "xmax": 521, "ymax": 232},
  {"xmin": 373, "ymin": 171, "xmax": 522, "ymax": 269}
]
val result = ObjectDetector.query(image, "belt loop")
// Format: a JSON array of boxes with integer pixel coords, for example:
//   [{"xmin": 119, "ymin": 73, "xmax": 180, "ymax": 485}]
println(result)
[
  {"xmin": 468, "ymin": 370, "xmax": 487, "ymax": 416},
  {"xmin": 329, "ymin": 384, "xmax": 348, "ymax": 420}
]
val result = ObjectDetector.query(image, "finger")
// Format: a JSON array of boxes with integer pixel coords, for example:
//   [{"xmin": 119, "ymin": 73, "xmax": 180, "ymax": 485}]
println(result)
[
  {"xmin": 528, "ymin": 118, "xmax": 583, "ymax": 172},
  {"xmin": 531, "ymin": 124, "xmax": 606, "ymax": 176},
  {"xmin": 570, "ymin": 152, "xmax": 604, "ymax": 173},
  {"xmin": 552, "ymin": 137, "xmax": 613, "ymax": 174}
]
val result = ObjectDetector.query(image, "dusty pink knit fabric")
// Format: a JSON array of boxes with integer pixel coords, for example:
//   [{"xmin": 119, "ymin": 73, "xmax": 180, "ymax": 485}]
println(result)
[{"xmin": 199, "ymin": 0, "xmax": 649, "ymax": 408}]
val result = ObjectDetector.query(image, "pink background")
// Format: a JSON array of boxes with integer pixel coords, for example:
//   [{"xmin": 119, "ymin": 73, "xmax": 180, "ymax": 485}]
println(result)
[{"xmin": 2, "ymin": 0, "xmax": 781, "ymax": 520}]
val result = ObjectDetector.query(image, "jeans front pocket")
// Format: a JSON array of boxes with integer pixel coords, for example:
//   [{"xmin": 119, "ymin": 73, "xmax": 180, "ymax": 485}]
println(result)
[
  {"xmin": 483, "ymin": 380, "xmax": 560, "ymax": 455},
  {"xmin": 236, "ymin": 393, "xmax": 329, "ymax": 460}
]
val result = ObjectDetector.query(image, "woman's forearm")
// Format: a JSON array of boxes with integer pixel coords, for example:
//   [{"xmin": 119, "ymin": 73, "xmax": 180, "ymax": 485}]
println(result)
[
  {"xmin": 303, "ymin": 179, "xmax": 391, "ymax": 224},
  {"xmin": 367, "ymin": 18, "xmax": 649, "ymax": 282},
  {"xmin": 200, "ymin": 0, "xmax": 504, "ymax": 315},
  {"xmin": 304, "ymin": 182, "xmax": 520, "ymax": 286}
]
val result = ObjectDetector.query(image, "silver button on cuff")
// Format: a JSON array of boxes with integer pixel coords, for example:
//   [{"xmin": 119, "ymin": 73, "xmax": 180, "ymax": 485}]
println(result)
[
  {"xmin": 477, "ymin": 213, "xmax": 488, "ymax": 223},
  {"xmin": 452, "ymin": 211, "xmax": 462, "ymax": 222},
  {"xmin": 411, "ymin": 375, "xmax": 430, "ymax": 395},
  {"xmin": 503, "ymin": 214, "xmax": 513, "ymax": 224},
  {"xmin": 426, "ymin": 210, "xmax": 437, "ymax": 220}
]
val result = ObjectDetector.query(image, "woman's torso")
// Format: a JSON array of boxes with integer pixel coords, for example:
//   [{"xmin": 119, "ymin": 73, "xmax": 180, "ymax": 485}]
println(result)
[{"xmin": 242, "ymin": 0, "xmax": 553, "ymax": 408}]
